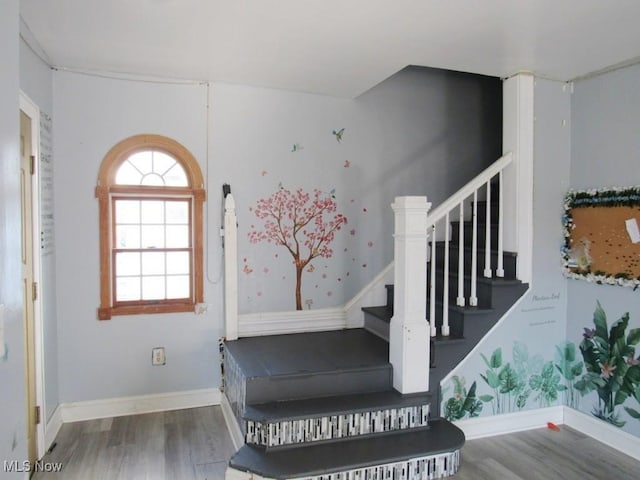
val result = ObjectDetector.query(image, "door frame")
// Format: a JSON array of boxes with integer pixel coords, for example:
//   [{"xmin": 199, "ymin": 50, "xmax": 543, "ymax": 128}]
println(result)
[{"xmin": 19, "ymin": 92, "xmax": 46, "ymax": 459}]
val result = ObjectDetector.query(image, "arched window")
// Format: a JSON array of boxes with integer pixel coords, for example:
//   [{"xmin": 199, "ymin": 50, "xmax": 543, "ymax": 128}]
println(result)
[{"xmin": 96, "ymin": 134, "xmax": 205, "ymax": 320}]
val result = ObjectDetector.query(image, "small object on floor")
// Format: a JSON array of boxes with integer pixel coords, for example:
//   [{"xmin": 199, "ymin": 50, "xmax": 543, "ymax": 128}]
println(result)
[{"xmin": 547, "ymin": 422, "xmax": 560, "ymax": 431}]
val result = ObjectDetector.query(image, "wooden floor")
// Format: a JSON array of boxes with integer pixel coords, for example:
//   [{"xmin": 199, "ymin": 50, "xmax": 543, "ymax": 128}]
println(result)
[
  {"xmin": 34, "ymin": 406, "xmax": 640, "ymax": 479},
  {"xmin": 33, "ymin": 406, "xmax": 236, "ymax": 480}
]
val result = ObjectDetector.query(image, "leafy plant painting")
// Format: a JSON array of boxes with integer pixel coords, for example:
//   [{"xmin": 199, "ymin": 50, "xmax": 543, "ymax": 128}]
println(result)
[
  {"xmin": 443, "ymin": 376, "xmax": 483, "ymax": 421},
  {"xmin": 248, "ymin": 187, "xmax": 347, "ymax": 310},
  {"xmin": 555, "ymin": 341, "xmax": 584, "ymax": 409},
  {"xmin": 530, "ymin": 361, "xmax": 565, "ymax": 408},
  {"xmin": 477, "ymin": 343, "xmax": 553, "ymax": 414},
  {"xmin": 575, "ymin": 301, "xmax": 640, "ymax": 427}
]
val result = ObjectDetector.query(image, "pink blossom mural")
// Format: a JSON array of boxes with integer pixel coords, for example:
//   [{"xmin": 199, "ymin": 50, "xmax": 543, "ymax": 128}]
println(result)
[{"xmin": 248, "ymin": 187, "xmax": 347, "ymax": 310}]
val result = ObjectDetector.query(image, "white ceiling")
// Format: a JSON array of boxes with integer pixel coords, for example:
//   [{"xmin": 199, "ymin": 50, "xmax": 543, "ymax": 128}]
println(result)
[{"xmin": 20, "ymin": 0, "xmax": 640, "ymax": 98}]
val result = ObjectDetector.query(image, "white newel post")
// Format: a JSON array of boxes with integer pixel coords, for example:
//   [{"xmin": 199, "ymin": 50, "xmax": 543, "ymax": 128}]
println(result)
[
  {"xmin": 224, "ymin": 193, "xmax": 239, "ymax": 341},
  {"xmin": 389, "ymin": 196, "xmax": 431, "ymax": 394}
]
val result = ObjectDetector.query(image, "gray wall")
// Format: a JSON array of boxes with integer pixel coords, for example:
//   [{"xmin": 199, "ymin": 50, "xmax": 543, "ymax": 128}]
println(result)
[
  {"xmin": 53, "ymin": 72, "xmax": 216, "ymax": 403},
  {"xmin": 53, "ymin": 66, "xmax": 501, "ymax": 403},
  {"xmin": 568, "ymin": 63, "xmax": 640, "ymax": 437},
  {"xmin": 19, "ymin": 30, "xmax": 59, "ymax": 424},
  {"xmin": 218, "ymin": 66, "xmax": 502, "ymax": 312},
  {"xmin": 0, "ymin": 0, "xmax": 29, "ymax": 474}
]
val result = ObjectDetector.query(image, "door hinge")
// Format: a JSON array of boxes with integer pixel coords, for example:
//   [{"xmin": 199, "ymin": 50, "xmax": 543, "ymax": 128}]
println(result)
[
  {"xmin": 30, "ymin": 155, "xmax": 36, "ymax": 175},
  {"xmin": 32, "ymin": 282, "xmax": 38, "ymax": 302},
  {"xmin": 35, "ymin": 406, "xmax": 41, "ymax": 425}
]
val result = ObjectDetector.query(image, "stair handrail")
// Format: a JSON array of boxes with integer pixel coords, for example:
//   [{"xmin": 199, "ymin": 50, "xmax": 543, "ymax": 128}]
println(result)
[
  {"xmin": 424, "ymin": 152, "xmax": 512, "ymax": 337},
  {"xmin": 427, "ymin": 152, "xmax": 512, "ymax": 226}
]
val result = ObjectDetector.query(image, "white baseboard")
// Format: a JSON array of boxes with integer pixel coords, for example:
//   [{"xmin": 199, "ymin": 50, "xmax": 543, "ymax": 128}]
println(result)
[
  {"xmin": 221, "ymin": 394, "xmax": 244, "ymax": 450},
  {"xmin": 60, "ymin": 388, "xmax": 221, "ymax": 423},
  {"xmin": 453, "ymin": 406, "xmax": 564, "ymax": 440},
  {"xmin": 44, "ymin": 404, "xmax": 63, "ymax": 451},
  {"xmin": 454, "ymin": 405, "xmax": 640, "ymax": 462},
  {"xmin": 563, "ymin": 407, "xmax": 640, "ymax": 462},
  {"xmin": 237, "ymin": 263, "xmax": 394, "ymax": 337},
  {"xmin": 238, "ymin": 308, "xmax": 347, "ymax": 337}
]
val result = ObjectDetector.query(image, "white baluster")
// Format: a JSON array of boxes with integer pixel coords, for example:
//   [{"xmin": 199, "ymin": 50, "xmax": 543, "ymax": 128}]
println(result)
[
  {"xmin": 456, "ymin": 201, "xmax": 465, "ymax": 307},
  {"xmin": 484, "ymin": 180, "xmax": 492, "ymax": 278},
  {"xmin": 429, "ymin": 225, "xmax": 437, "ymax": 337},
  {"xmin": 470, "ymin": 190, "xmax": 478, "ymax": 306},
  {"xmin": 442, "ymin": 213, "xmax": 450, "ymax": 336},
  {"xmin": 497, "ymin": 171, "xmax": 505, "ymax": 277}
]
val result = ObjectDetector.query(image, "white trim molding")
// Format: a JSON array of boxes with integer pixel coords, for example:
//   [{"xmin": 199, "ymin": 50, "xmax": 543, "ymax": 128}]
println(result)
[
  {"xmin": 221, "ymin": 394, "xmax": 244, "ymax": 450},
  {"xmin": 454, "ymin": 406, "xmax": 564, "ymax": 440},
  {"xmin": 563, "ymin": 407, "xmax": 640, "ymax": 462},
  {"xmin": 453, "ymin": 405, "xmax": 640, "ymax": 463},
  {"xmin": 60, "ymin": 388, "xmax": 221, "ymax": 423},
  {"xmin": 44, "ymin": 405, "xmax": 63, "ymax": 453},
  {"xmin": 502, "ymin": 73, "xmax": 534, "ymax": 284},
  {"xmin": 237, "ymin": 263, "xmax": 393, "ymax": 337},
  {"xmin": 238, "ymin": 308, "xmax": 346, "ymax": 337}
]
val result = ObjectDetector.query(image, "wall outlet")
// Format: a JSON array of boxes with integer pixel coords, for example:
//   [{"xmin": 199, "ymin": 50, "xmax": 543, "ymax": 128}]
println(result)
[{"xmin": 151, "ymin": 347, "xmax": 166, "ymax": 366}]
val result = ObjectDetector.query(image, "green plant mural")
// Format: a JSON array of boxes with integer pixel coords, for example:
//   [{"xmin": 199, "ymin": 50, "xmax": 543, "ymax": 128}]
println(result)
[
  {"xmin": 555, "ymin": 341, "xmax": 584, "ymax": 409},
  {"xmin": 443, "ymin": 376, "xmax": 483, "ymax": 421},
  {"xmin": 530, "ymin": 361, "xmax": 565, "ymax": 407},
  {"xmin": 444, "ymin": 342, "xmax": 569, "ymax": 420},
  {"xmin": 575, "ymin": 301, "xmax": 640, "ymax": 427},
  {"xmin": 442, "ymin": 302, "xmax": 640, "ymax": 427},
  {"xmin": 476, "ymin": 343, "xmax": 555, "ymax": 415}
]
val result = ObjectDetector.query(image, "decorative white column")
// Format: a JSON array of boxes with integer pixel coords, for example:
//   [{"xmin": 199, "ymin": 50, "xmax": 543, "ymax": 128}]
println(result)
[
  {"xmin": 224, "ymin": 193, "xmax": 239, "ymax": 341},
  {"xmin": 502, "ymin": 73, "xmax": 534, "ymax": 284},
  {"xmin": 389, "ymin": 196, "xmax": 431, "ymax": 394}
]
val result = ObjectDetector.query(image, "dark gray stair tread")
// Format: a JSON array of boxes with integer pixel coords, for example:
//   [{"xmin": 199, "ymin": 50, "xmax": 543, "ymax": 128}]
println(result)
[
  {"xmin": 362, "ymin": 303, "xmax": 495, "ymax": 323},
  {"xmin": 230, "ymin": 418, "xmax": 464, "ymax": 478},
  {"xmin": 225, "ymin": 329, "xmax": 389, "ymax": 378},
  {"xmin": 245, "ymin": 390, "xmax": 431, "ymax": 422}
]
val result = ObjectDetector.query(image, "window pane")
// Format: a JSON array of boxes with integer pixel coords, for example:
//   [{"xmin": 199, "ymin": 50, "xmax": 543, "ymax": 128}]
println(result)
[
  {"xmin": 115, "ymin": 162, "xmax": 143, "ymax": 185},
  {"xmin": 166, "ymin": 225, "xmax": 189, "ymax": 248},
  {"xmin": 167, "ymin": 251, "xmax": 190, "ymax": 274},
  {"xmin": 142, "ymin": 276, "xmax": 165, "ymax": 300},
  {"xmin": 141, "ymin": 226, "xmax": 165, "ymax": 248},
  {"xmin": 128, "ymin": 151, "xmax": 153, "ymax": 175},
  {"xmin": 116, "ymin": 225, "xmax": 141, "ymax": 248},
  {"xmin": 141, "ymin": 201, "xmax": 165, "ymax": 224},
  {"xmin": 167, "ymin": 275, "xmax": 190, "ymax": 299},
  {"xmin": 115, "ymin": 200, "xmax": 140, "ymax": 224},
  {"xmin": 164, "ymin": 163, "xmax": 188, "ymax": 187},
  {"xmin": 142, "ymin": 252, "xmax": 165, "ymax": 275},
  {"xmin": 116, "ymin": 276, "xmax": 141, "ymax": 301},
  {"xmin": 166, "ymin": 201, "xmax": 189, "ymax": 224},
  {"xmin": 116, "ymin": 252, "xmax": 141, "ymax": 276},
  {"xmin": 141, "ymin": 173, "xmax": 165, "ymax": 186},
  {"xmin": 152, "ymin": 151, "xmax": 177, "ymax": 176}
]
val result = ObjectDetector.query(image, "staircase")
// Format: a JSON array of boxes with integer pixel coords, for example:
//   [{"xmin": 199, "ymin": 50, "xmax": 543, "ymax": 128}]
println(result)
[
  {"xmin": 222, "ymin": 154, "xmax": 528, "ymax": 478},
  {"xmin": 362, "ymin": 176, "xmax": 528, "ymax": 415},
  {"xmin": 224, "ymin": 329, "xmax": 464, "ymax": 479}
]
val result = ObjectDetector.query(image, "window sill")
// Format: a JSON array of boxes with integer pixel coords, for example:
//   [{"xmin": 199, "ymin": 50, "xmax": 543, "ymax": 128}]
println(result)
[{"xmin": 98, "ymin": 303, "xmax": 196, "ymax": 320}]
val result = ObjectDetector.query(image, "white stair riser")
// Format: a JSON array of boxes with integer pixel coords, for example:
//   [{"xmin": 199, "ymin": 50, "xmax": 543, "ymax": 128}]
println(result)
[{"xmin": 246, "ymin": 404, "xmax": 430, "ymax": 448}]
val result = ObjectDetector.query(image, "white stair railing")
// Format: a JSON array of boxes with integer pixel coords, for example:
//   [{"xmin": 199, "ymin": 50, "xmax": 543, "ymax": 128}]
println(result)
[{"xmin": 423, "ymin": 152, "xmax": 512, "ymax": 337}]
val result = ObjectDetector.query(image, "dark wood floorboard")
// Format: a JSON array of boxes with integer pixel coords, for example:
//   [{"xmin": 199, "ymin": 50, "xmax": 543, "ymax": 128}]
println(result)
[{"xmin": 34, "ymin": 406, "xmax": 640, "ymax": 479}]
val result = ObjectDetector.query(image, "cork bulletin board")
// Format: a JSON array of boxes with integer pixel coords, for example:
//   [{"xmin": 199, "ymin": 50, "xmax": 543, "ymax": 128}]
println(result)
[{"xmin": 562, "ymin": 186, "xmax": 640, "ymax": 288}]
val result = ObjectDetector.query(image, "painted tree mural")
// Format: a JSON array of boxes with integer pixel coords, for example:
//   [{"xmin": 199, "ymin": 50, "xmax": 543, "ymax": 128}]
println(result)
[{"xmin": 248, "ymin": 187, "xmax": 347, "ymax": 310}]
